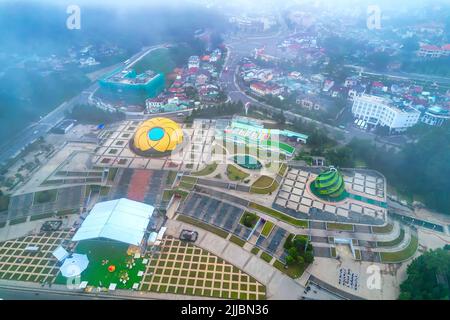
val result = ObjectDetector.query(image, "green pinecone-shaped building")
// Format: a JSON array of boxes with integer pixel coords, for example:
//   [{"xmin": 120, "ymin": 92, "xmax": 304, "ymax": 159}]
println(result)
[{"xmin": 311, "ymin": 167, "xmax": 347, "ymax": 201}]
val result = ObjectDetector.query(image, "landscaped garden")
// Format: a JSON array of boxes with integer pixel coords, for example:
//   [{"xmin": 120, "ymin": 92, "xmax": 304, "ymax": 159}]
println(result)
[
  {"xmin": 380, "ymin": 233, "xmax": 419, "ymax": 263},
  {"xmin": 276, "ymin": 234, "xmax": 314, "ymax": 279}
]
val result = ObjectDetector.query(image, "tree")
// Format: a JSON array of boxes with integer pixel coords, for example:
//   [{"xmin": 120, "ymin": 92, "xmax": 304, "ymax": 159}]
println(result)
[
  {"xmin": 304, "ymin": 251, "xmax": 314, "ymax": 264},
  {"xmin": 399, "ymin": 248, "xmax": 450, "ymax": 300}
]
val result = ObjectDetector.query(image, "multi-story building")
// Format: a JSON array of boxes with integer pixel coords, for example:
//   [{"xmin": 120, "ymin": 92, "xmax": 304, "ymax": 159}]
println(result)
[
  {"xmin": 352, "ymin": 94, "xmax": 420, "ymax": 132},
  {"xmin": 250, "ymin": 82, "xmax": 283, "ymax": 96},
  {"xmin": 188, "ymin": 56, "xmax": 200, "ymax": 69}
]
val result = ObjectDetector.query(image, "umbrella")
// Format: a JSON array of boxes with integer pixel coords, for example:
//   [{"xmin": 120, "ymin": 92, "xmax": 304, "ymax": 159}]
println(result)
[{"xmin": 60, "ymin": 254, "xmax": 89, "ymax": 278}]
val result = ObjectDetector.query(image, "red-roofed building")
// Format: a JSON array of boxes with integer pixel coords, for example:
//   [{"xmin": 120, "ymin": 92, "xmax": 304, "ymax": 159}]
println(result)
[
  {"xmin": 250, "ymin": 82, "xmax": 283, "ymax": 96},
  {"xmin": 418, "ymin": 44, "xmax": 444, "ymax": 58}
]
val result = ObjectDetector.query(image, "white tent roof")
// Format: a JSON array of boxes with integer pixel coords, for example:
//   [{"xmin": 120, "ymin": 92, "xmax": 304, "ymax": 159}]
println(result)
[
  {"xmin": 60, "ymin": 254, "xmax": 89, "ymax": 277},
  {"xmin": 72, "ymin": 198, "xmax": 154, "ymax": 246},
  {"xmin": 52, "ymin": 246, "xmax": 69, "ymax": 262}
]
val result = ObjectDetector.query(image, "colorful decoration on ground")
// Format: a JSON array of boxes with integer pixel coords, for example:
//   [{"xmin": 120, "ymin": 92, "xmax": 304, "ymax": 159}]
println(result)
[
  {"xmin": 108, "ymin": 265, "xmax": 116, "ymax": 273},
  {"xmin": 310, "ymin": 166, "xmax": 347, "ymax": 201}
]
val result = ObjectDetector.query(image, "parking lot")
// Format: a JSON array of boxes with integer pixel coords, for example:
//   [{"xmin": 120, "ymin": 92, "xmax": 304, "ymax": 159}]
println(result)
[{"xmin": 178, "ymin": 192, "xmax": 252, "ymax": 241}]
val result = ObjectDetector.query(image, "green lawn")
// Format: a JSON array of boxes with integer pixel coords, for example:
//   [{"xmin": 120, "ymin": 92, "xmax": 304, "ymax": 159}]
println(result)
[
  {"xmin": 372, "ymin": 223, "xmax": 394, "ymax": 234},
  {"xmin": 229, "ymin": 235, "xmax": 246, "ymax": 247},
  {"xmin": 380, "ymin": 234, "xmax": 419, "ymax": 263},
  {"xmin": 326, "ymin": 222, "xmax": 354, "ymax": 231},
  {"xmin": 226, "ymin": 165, "xmax": 249, "ymax": 181},
  {"xmin": 261, "ymin": 221, "xmax": 274, "ymax": 237},
  {"xmin": 251, "ymin": 247, "xmax": 260, "ymax": 255},
  {"xmin": 55, "ymin": 240, "xmax": 145, "ymax": 289},
  {"xmin": 176, "ymin": 215, "xmax": 229, "ymax": 238},
  {"xmin": 249, "ymin": 203, "xmax": 308, "ymax": 228},
  {"xmin": 250, "ymin": 176, "xmax": 279, "ymax": 194},
  {"xmin": 191, "ymin": 162, "xmax": 218, "ymax": 176},
  {"xmin": 260, "ymin": 252, "xmax": 273, "ymax": 264},
  {"xmin": 354, "ymin": 249, "xmax": 361, "ymax": 260},
  {"xmin": 377, "ymin": 229, "xmax": 405, "ymax": 247}
]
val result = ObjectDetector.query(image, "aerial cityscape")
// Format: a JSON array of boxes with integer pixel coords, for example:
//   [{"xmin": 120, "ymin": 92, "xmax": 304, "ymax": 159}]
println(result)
[{"xmin": 0, "ymin": 0, "xmax": 449, "ymax": 303}]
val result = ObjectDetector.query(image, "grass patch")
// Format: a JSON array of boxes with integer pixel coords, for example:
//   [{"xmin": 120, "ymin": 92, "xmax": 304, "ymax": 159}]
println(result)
[
  {"xmin": 261, "ymin": 221, "xmax": 274, "ymax": 237},
  {"xmin": 191, "ymin": 162, "xmax": 218, "ymax": 176},
  {"xmin": 9, "ymin": 217, "xmax": 27, "ymax": 225},
  {"xmin": 166, "ymin": 171, "xmax": 177, "ymax": 185},
  {"xmin": 354, "ymin": 249, "xmax": 361, "ymax": 260},
  {"xmin": 251, "ymin": 247, "xmax": 260, "ymax": 255},
  {"xmin": 250, "ymin": 176, "xmax": 279, "ymax": 194},
  {"xmin": 34, "ymin": 189, "xmax": 57, "ymax": 204},
  {"xmin": 176, "ymin": 215, "xmax": 228, "ymax": 238},
  {"xmin": 0, "ymin": 195, "xmax": 10, "ymax": 211},
  {"xmin": 30, "ymin": 213, "xmax": 54, "ymax": 221},
  {"xmin": 179, "ymin": 181, "xmax": 195, "ymax": 191},
  {"xmin": 181, "ymin": 176, "xmax": 198, "ymax": 184},
  {"xmin": 229, "ymin": 235, "xmax": 246, "ymax": 247},
  {"xmin": 260, "ymin": 252, "xmax": 273, "ymax": 264},
  {"xmin": 377, "ymin": 229, "xmax": 405, "ymax": 247},
  {"xmin": 226, "ymin": 164, "xmax": 249, "ymax": 181},
  {"xmin": 326, "ymin": 222, "xmax": 354, "ymax": 231},
  {"xmin": 249, "ymin": 203, "xmax": 308, "ymax": 228},
  {"xmin": 331, "ymin": 247, "xmax": 337, "ymax": 258},
  {"xmin": 380, "ymin": 233, "xmax": 418, "ymax": 263},
  {"xmin": 162, "ymin": 189, "xmax": 189, "ymax": 201},
  {"xmin": 372, "ymin": 223, "xmax": 394, "ymax": 234},
  {"xmin": 273, "ymin": 259, "xmax": 307, "ymax": 279}
]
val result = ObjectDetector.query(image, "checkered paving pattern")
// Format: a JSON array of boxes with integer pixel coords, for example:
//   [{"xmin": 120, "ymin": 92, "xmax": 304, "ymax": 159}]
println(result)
[
  {"xmin": 94, "ymin": 119, "xmax": 215, "ymax": 172},
  {"xmin": 140, "ymin": 237, "xmax": 266, "ymax": 300},
  {"xmin": 0, "ymin": 230, "xmax": 73, "ymax": 283}
]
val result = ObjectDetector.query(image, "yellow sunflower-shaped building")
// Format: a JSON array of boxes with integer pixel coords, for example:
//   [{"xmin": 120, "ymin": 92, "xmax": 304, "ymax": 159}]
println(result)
[{"xmin": 131, "ymin": 118, "xmax": 184, "ymax": 156}]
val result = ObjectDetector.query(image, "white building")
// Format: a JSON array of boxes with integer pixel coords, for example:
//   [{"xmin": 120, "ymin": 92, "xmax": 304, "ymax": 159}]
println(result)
[
  {"xmin": 188, "ymin": 56, "xmax": 200, "ymax": 69},
  {"xmin": 352, "ymin": 94, "xmax": 420, "ymax": 132}
]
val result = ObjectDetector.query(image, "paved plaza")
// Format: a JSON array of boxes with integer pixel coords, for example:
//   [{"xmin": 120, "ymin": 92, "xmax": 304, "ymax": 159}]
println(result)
[
  {"xmin": 273, "ymin": 167, "xmax": 387, "ymax": 225},
  {"xmin": 140, "ymin": 237, "xmax": 265, "ymax": 300}
]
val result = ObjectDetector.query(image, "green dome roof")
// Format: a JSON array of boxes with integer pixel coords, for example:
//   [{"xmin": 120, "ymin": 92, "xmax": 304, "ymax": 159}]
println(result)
[{"xmin": 311, "ymin": 167, "xmax": 346, "ymax": 200}]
